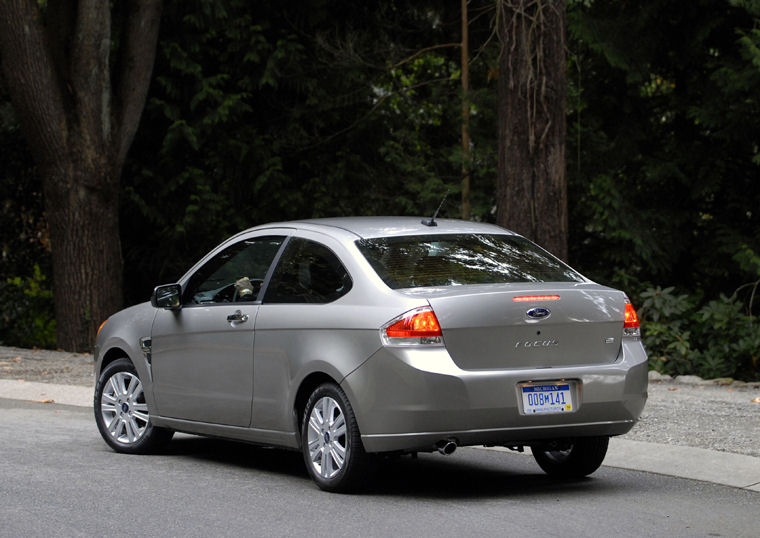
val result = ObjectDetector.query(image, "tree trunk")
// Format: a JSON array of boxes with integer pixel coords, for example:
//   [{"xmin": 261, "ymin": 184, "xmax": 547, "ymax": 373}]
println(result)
[
  {"xmin": 461, "ymin": 0, "xmax": 471, "ymax": 220},
  {"xmin": 43, "ymin": 162, "xmax": 123, "ymax": 351},
  {"xmin": 0, "ymin": 0, "xmax": 162, "ymax": 351},
  {"xmin": 496, "ymin": 0, "xmax": 568, "ymax": 261}
]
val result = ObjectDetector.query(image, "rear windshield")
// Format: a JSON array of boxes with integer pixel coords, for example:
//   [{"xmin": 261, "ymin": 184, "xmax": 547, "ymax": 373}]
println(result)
[{"xmin": 356, "ymin": 234, "xmax": 583, "ymax": 289}]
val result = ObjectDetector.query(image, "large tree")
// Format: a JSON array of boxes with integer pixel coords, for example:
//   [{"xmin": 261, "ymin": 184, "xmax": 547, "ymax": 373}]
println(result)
[
  {"xmin": 0, "ymin": 0, "xmax": 162, "ymax": 350},
  {"xmin": 496, "ymin": 0, "xmax": 568, "ymax": 260}
]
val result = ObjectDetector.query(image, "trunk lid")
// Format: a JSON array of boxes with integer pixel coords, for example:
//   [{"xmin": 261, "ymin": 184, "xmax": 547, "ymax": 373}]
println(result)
[{"xmin": 401, "ymin": 282, "xmax": 627, "ymax": 370}]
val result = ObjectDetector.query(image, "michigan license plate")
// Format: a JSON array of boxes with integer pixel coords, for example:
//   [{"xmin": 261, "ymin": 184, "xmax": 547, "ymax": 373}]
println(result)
[{"xmin": 520, "ymin": 383, "xmax": 574, "ymax": 415}]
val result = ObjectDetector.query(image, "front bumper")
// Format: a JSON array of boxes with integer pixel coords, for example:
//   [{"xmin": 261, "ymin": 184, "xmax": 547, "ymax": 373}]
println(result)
[{"xmin": 341, "ymin": 340, "xmax": 648, "ymax": 453}]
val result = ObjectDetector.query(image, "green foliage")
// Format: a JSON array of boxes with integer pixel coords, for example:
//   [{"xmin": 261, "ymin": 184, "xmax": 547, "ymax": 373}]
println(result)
[
  {"xmin": 0, "ymin": 81, "xmax": 56, "ymax": 349},
  {"xmin": 567, "ymin": 0, "xmax": 760, "ymax": 299},
  {"xmin": 120, "ymin": 0, "xmax": 499, "ymax": 302},
  {"xmin": 0, "ymin": 264, "xmax": 56, "ymax": 349},
  {"xmin": 640, "ymin": 286, "xmax": 759, "ymax": 381}
]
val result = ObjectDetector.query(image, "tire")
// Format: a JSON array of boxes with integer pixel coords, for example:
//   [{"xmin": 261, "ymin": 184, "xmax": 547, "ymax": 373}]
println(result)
[
  {"xmin": 94, "ymin": 358, "xmax": 173, "ymax": 454},
  {"xmin": 300, "ymin": 383, "xmax": 370, "ymax": 492},
  {"xmin": 531, "ymin": 436, "xmax": 609, "ymax": 478}
]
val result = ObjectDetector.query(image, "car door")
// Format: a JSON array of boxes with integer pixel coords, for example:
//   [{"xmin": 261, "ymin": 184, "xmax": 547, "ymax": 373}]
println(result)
[
  {"xmin": 150, "ymin": 234, "xmax": 285, "ymax": 426},
  {"xmin": 252, "ymin": 235, "xmax": 355, "ymax": 432}
]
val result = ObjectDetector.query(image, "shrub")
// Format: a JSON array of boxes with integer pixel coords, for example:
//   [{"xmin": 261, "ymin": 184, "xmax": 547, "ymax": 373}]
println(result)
[
  {"xmin": 639, "ymin": 285, "xmax": 759, "ymax": 381},
  {"xmin": 0, "ymin": 264, "xmax": 56, "ymax": 349}
]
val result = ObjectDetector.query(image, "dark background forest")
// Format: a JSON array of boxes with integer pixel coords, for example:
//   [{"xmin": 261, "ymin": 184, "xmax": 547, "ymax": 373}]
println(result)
[{"xmin": 1, "ymin": 0, "xmax": 759, "ymax": 380}]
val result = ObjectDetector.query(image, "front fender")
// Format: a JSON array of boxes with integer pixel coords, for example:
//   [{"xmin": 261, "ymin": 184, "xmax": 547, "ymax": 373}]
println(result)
[{"xmin": 94, "ymin": 302, "xmax": 158, "ymax": 407}]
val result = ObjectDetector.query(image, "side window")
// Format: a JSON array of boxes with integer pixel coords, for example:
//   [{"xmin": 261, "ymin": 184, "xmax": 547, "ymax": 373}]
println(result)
[
  {"xmin": 183, "ymin": 236, "xmax": 285, "ymax": 305},
  {"xmin": 263, "ymin": 238, "xmax": 352, "ymax": 304}
]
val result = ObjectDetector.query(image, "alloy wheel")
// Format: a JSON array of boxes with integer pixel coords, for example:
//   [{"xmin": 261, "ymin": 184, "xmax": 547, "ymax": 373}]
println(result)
[
  {"xmin": 306, "ymin": 396, "xmax": 347, "ymax": 479},
  {"xmin": 100, "ymin": 371, "xmax": 149, "ymax": 445}
]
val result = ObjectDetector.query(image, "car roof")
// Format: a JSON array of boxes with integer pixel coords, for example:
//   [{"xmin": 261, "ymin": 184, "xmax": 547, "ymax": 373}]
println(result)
[{"xmin": 250, "ymin": 217, "xmax": 514, "ymax": 240}]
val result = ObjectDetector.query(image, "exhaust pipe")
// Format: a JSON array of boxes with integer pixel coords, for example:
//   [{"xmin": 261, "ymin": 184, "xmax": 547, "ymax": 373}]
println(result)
[{"xmin": 436, "ymin": 439, "xmax": 457, "ymax": 456}]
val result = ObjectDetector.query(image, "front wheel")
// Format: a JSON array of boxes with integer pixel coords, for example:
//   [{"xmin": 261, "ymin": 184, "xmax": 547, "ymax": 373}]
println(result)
[
  {"xmin": 301, "ymin": 383, "xmax": 370, "ymax": 492},
  {"xmin": 531, "ymin": 436, "xmax": 609, "ymax": 478},
  {"xmin": 94, "ymin": 358, "xmax": 173, "ymax": 454}
]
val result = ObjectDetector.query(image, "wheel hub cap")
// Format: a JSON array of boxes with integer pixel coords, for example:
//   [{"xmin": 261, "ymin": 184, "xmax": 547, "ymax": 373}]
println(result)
[
  {"xmin": 307, "ymin": 396, "xmax": 347, "ymax": 479},
  {"xmin": 100, "ymin": 370, "xmax": 149, "ymax": 445}
]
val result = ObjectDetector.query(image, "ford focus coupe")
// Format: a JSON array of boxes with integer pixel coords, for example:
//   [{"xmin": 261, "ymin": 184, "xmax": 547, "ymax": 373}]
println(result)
[{"xmin": 93, "ymin": 217, "xmax": 648, "ymax": 491}]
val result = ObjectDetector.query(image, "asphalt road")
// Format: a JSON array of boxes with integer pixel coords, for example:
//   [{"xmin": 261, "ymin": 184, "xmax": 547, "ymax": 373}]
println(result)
[{"xmin": 1, "ymin": 399, "xmax": 757, "ymax": 537}]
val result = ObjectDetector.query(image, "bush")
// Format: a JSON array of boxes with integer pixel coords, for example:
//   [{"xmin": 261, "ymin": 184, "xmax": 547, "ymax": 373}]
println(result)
[
  {"xmin": 0, "ymin": 264, "xmax": 56, "ymax": 349},
  {"xmin": 639, "ymin": 285, "xmax": 759, "ymax": 381}
]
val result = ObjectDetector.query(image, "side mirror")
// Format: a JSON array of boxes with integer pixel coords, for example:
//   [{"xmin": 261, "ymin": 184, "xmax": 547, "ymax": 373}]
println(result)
[{"xmin": 151, "ymin": 283, "xmax": 182, "ymax": 310}]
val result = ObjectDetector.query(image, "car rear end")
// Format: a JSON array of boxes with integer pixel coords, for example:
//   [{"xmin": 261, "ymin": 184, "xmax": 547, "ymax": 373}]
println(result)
[{"xmin": 340, "ymin": 225, "xmax": 648, "ymax": 453}]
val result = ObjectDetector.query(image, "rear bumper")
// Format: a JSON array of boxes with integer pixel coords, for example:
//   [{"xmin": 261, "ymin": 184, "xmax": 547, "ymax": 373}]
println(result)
[{"xmin": 341, "ymin": 340, "xmax": 648, "ymax": 453}]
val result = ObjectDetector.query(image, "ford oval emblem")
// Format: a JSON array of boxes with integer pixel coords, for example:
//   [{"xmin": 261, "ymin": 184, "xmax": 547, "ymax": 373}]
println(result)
[{"xmin": 526, "ymin": 307, "xmax": 551, "ymax": 320}]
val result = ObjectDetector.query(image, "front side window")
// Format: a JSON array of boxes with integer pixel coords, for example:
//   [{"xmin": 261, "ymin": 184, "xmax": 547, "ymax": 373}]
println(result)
[
  {"xmin": 356, "ymin": 234, "xmax": 583, "ymax": 289},
  {"xmin": 183, "ymin": 236, "xmax": 285, "ymax": 305},
  {"xmin": 263, "ymin": 238, "xmax": 352, "ymax": 304}
]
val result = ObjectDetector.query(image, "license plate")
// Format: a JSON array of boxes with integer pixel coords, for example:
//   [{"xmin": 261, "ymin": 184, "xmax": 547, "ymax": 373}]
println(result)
[{"xmin": 520, "ymin": 383, "xmax": 574, "ymax": 414}]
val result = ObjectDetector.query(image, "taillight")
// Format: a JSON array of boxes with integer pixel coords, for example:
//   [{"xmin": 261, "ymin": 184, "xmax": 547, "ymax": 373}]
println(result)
[
  {"xmin": 624, "ymin": 301, "xmax": 640, "ymax": 337},
  {"xmin": 381, "ymin": 307, "xmax": 443, "ymax": 346}
]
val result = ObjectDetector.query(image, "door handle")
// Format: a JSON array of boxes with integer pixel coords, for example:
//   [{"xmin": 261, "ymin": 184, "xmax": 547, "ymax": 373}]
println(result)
[{"xmin": 226, "ymin": 310, "xmax": 249, "ymax": 323}]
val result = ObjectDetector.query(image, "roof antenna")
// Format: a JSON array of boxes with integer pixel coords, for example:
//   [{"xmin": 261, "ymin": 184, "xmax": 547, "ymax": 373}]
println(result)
[{"xmin": 421, "ymin": 189, "xmax": 449, "ymax": 227}]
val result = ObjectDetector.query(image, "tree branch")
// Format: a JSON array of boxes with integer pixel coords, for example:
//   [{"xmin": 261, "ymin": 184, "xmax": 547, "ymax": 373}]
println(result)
[
  {"xmin": 72, "ymin": 0, "xmax": 112, "ymax": 160},
  {"xmin": 390, "ymin": 42, "xmax": 461, "ymax": 69},
  {"xmin": 0, "ymin": 0, "xmax": 68, "ymax": 169},
  {"xmin": 297, "ymin": 77, "xmax": 454, "ymax": 151},
  {"xmin": 46, "ymin": 0, "xmax": 77, "ymax": 113},
  {"xmin": 113, "ymin": 0, "xmax": 163, "ymax": 167}
]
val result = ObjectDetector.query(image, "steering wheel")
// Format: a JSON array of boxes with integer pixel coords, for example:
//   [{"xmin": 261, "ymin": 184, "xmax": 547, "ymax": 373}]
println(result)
[{"xmin": 212, "ymin": 283, "xmax": 236, "ymax": 303}]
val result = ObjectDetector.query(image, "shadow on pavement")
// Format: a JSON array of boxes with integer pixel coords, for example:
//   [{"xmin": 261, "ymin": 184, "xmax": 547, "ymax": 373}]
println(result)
[{"xmin": 160, "ymin": 435, "xmax": 621, "ymax": 499}]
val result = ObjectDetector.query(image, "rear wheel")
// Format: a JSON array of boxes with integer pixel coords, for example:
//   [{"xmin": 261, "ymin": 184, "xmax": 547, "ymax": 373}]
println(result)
[
  {"xmin": 531, "ymin": 436, "xmax": 609, "ymax": 478},
  {"xmin": 301, "ymin": 383, "xmax": 369, "ymax": 492},
  {"xmin": 94, "ymin": 358, "xmax": 173, "ymax": 454}
]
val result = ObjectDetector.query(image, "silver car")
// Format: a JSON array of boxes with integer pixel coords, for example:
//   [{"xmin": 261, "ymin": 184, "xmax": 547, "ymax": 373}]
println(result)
[{"xmin": 94, "ymin": 217, "xmax": 647, "ymax": 491}]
